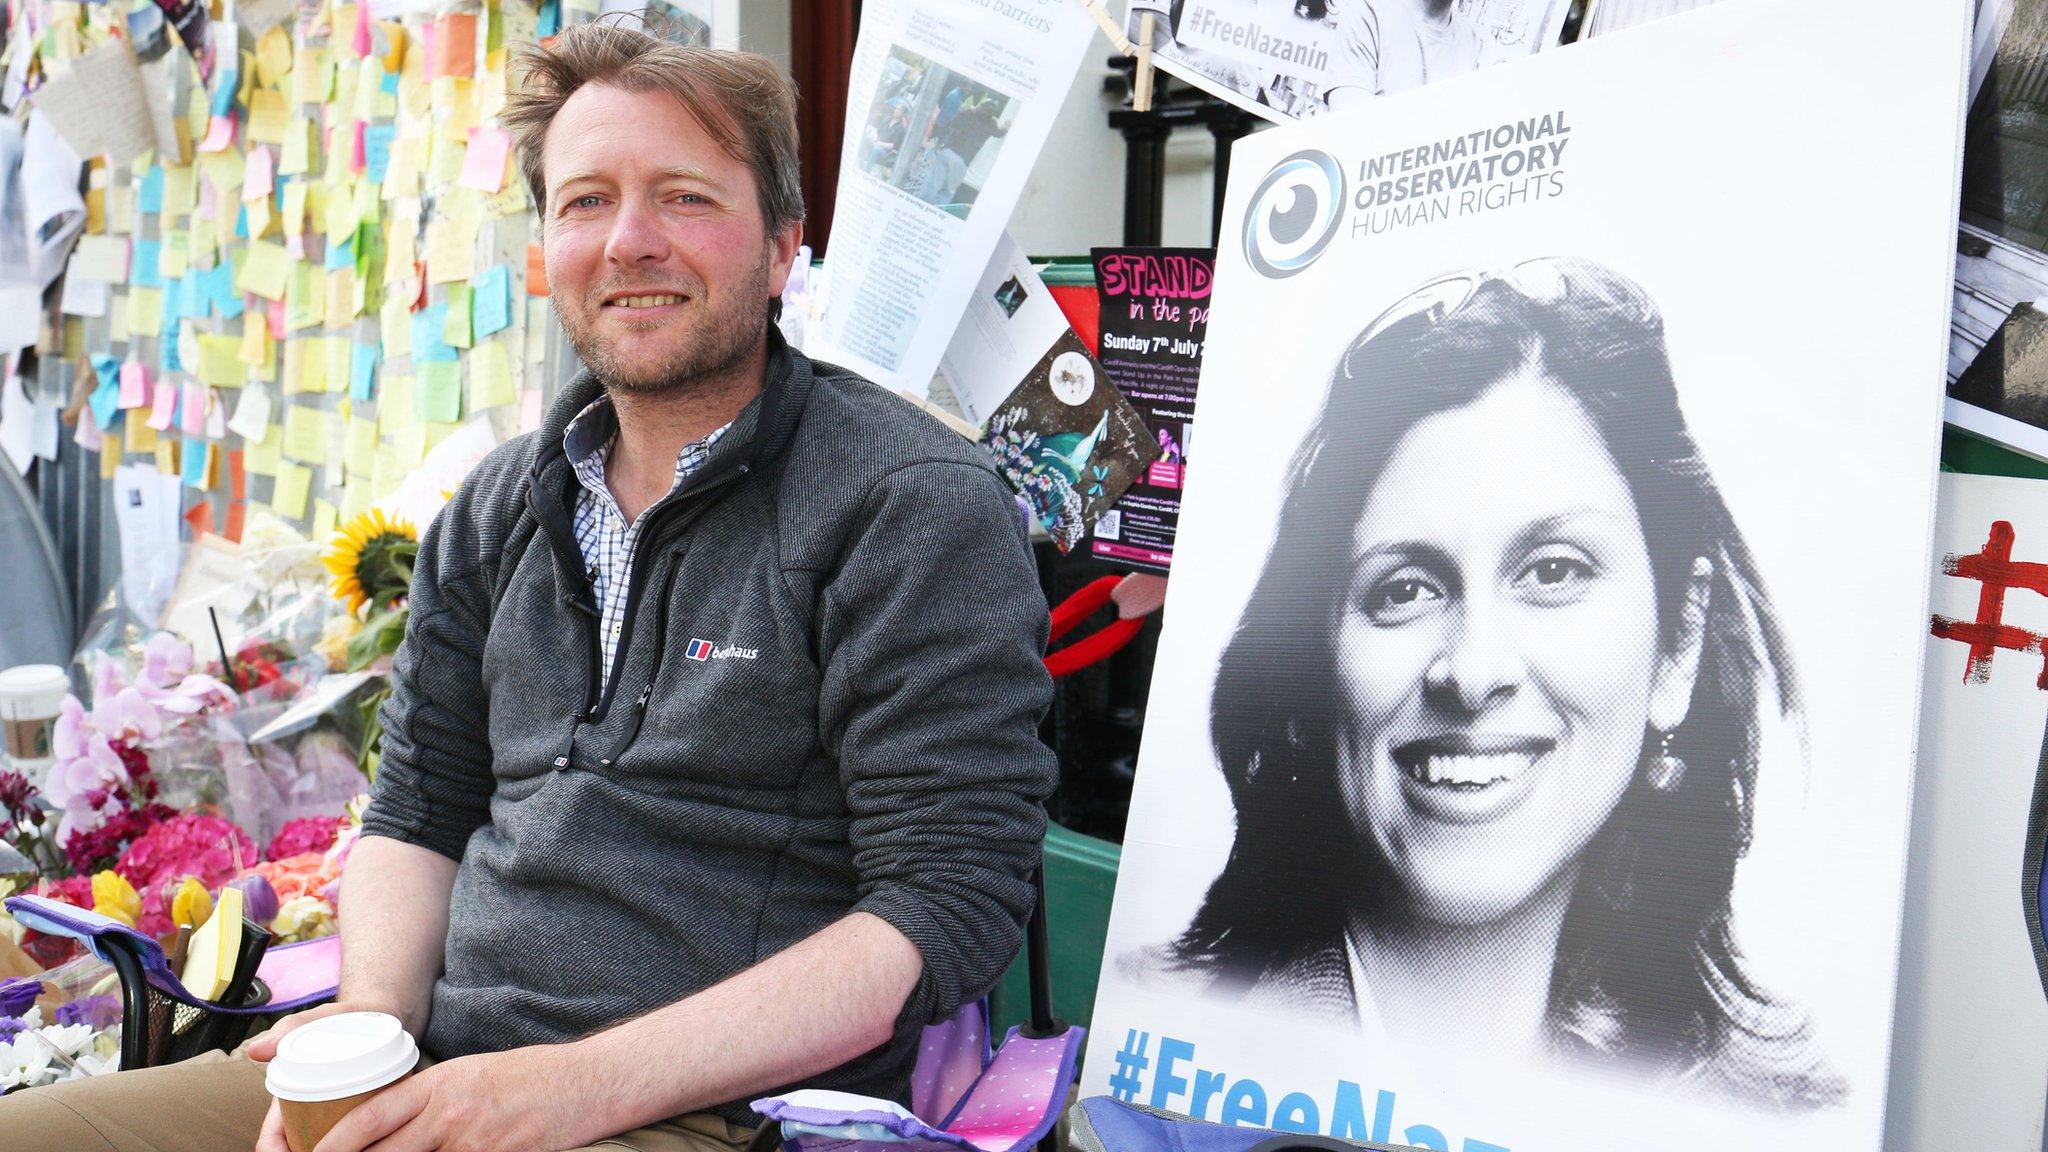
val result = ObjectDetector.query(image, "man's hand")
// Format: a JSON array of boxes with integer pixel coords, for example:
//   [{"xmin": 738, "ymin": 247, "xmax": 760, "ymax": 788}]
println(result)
[
  {"xmin": 299, "ymin": 1047, "xmax": 601, "ymax": 1152},
  {"xmin": 247, "ymin": 1001, "xmax": 423, "ymax": 1152}
]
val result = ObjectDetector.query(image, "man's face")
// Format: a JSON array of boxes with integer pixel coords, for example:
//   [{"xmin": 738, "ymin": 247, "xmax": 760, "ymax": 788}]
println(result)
[{"xmin": 541, "ymin": 83, "xmax": 800, "ymax": 394}]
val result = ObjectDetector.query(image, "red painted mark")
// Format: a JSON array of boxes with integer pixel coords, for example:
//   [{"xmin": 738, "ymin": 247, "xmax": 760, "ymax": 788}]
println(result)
[{"xmin": 1930, "ymin": 521, "xmax": 2048, "ymax": 688}]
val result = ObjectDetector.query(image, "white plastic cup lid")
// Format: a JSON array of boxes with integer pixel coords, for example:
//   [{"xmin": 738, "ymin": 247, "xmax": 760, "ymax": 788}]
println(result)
[
  {"xmin": 265, "ymin": 1012, "xmax": 420, "ymax": 1102},
  {"xmin": 0, "ymin": 664, "xmax": 67, "ymax": 706}
]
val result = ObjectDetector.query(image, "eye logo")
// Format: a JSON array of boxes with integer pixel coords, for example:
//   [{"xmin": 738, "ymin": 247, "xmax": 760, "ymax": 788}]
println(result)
[{"xmin": 1242, "ymin": 150, "xmax": 1346, "ymax": 279}]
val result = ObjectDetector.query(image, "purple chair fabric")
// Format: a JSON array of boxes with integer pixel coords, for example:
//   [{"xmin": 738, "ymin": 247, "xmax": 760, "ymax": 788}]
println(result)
[
  {"xmin": 4, "ymin": 894, "xmax": 340, "ymax": 1014},
  {"xmin": 755, "ymin": 1009, "xmax": 1084, "ymax": 1152}
]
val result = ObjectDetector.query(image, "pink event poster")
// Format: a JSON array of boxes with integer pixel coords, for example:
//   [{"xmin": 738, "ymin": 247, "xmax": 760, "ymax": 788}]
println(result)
[{"xmin": 1087, "ymin": 247, "xmax": 1213, "ymax": 573}]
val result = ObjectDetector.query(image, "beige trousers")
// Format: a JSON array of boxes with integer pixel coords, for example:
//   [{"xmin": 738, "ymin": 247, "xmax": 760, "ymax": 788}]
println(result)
[{"xmin": 0, "ymin": 1048, "xmax": 766, "ymax": 1152}]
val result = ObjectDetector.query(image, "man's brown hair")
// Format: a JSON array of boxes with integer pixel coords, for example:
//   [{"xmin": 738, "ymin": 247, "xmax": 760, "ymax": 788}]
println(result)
[{"xmin": 503, "ymin": 23, "xmax": 805, "ymax": 235}]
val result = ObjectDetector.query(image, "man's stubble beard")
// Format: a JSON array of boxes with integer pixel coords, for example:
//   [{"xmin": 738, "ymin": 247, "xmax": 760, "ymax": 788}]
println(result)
[{"xmin": 559, "ymin": 255, "xmax": 771, "ymax": 398}]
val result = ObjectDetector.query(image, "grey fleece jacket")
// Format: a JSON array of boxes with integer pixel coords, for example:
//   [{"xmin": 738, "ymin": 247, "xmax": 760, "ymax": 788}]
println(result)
[{"xmin": 358, "ymin": 330, "xmax": 1056, "ymax": 1123}]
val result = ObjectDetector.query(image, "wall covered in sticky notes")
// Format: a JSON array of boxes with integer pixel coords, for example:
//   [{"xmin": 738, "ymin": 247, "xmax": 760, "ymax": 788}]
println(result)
[{"xmin": 16, "ymin": 0, "xmax": 706, "ymax": 546}]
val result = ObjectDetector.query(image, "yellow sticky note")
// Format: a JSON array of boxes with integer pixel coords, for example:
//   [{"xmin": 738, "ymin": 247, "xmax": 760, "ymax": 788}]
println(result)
[
  {"xmin": 279, "ymin": 117, "xmax": 314, "ymax": 176},
  {"xmin": 392, "ymin": 422, "xmax": 426, "ymax": 469},
  {"xmin": 382, "ymin": 138, "xmax": 421, "ymax": 200},
  {"xmin": 163, "ymin": 165, "xmax": 197, "ymax": 217},
  {"xmin": 285, "ymin": 261, "xmax": 323, "ymax": 331},
  {"xmin": 108, "ymin": 293, "xmax": 129, "ymax": 344},
  {"xmin": 198, "ymin": 334, "xmax": 244, "ymax": 388},
  {"xmin": 245, "ymin": 193, "xmax": 274, "ymax": 239},
  {"xmin": 238, "ymin": 312, "xmax": 271, "ymax": 368},
  {"xmin": 466, "ymin": 339, "xmax": 514, "ymax": 411},
  {"xmin": 281, "ymin": 182, "xmax": 308, "ymax": 235},
  {"xmin": 281, "ymin": 404, "xmax": 331, "ymax": 464},
  {"xmin": 243, "ymin": 427, "xmax": 280, "ymax": 475},
  {"xmin": 126, "ymin": 288, "xmax": 163, "ymax": 337},
  {"xmin": 161, "ymin": 231, "xmax": 189, "ymax": 280},
  {"xmin": 325, "ymin": 268, "xmax": 358, "ymax": 330},
  {"xmin": 340, "ymin": 480, "xmax": 374, "ymax": 522},
  {"xmin": 292, "ymin": 46, "xmax": 332, "ymax": 105},
  {"xmin": 424, "ymin": 218, "xmax": 473, "ymax": 284},
  {"xmin": 324, "ymin": 189, "xmax": 359, "ymax": 245},
  {"xmin": 344, "ymin": 415, "xmax": 378, "ymax": 477},
  {"xmin": 271, "ymin": 460, "xmax": 312, "ymax": 518},
  {"xmin": 370, "ymin": 444, "xmax": 405, "ymax": 498},
  {"xmin": 378, "ymin": 373, "xmax": 414, "ymax": 436},
  {"xmin": 312, "ymin": 498, "xmax": 338, "ymax": 542},
  {"xmin": 127, "ymin": 415, "xmax": 159, "ymax": 456},
  {"xmin": 248, "ymin": 89, "xmax": 290, "ymax": 145},
  {"xmin": 256, "ymin": 25, "xmax": 293, "ymax": 87},
  {"xmin": 324, "ymin": 335, "xmax": 354, "ymax": 392},
  {"xmin": 236, "ymin": 240, "xmax": 292, "ymax": 302}
]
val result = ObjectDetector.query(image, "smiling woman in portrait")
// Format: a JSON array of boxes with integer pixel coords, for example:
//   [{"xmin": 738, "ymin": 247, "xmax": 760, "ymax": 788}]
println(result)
[{"xmin": 1135, "ymin": 257, "xmax": 1842, "ymax": 1110}]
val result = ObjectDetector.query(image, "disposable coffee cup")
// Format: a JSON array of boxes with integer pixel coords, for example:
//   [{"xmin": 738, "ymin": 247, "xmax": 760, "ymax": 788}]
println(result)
[
  {"xmin": 265, "ymin": 1011, "xmax": 419, "ymax": 1152},
  {"xmin": 0, "ymin": 665, "xmax": 67, "ymax": 784}
]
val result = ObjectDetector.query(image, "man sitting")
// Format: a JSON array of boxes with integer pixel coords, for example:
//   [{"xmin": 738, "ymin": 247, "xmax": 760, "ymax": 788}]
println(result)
[{"xmin": 0, "ymin": 24, "xmax": 1054, "ymax": 1152}]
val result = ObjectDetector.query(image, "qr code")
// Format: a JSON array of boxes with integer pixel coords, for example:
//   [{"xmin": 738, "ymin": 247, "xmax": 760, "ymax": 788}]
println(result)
[{"xmin": 1094, "ymin": 510, "xmax": 1122, "ymax": 540}]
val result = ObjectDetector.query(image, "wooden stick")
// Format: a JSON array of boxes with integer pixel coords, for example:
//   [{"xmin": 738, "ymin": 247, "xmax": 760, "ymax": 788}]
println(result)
[
  {"xmin": 1076, "ymin": 0, "xmax": 1136, "ymax": 55},
  {"xmin": 1134, "ymin": 11, "xmax": 1158, "ymax": 112}
]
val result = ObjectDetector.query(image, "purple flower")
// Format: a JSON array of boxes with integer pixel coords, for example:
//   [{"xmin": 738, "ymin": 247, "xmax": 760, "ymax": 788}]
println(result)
[
  {"xmin": 0, "ymin": 977, "xmax": 40, "ymax": 1018},
  {"xmin": 139, "ymin": 634, "xmax": 193, "ymax": 690},
  {"xmin": 53, "ymin": 994, "xmax": 119, "ymax": 1030}
]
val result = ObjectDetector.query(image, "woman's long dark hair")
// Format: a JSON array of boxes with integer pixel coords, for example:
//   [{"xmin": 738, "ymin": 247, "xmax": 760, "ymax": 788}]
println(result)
[{"xmin": 1173, "ymin": 259, "xmax": 1841, "ymax": 1108}]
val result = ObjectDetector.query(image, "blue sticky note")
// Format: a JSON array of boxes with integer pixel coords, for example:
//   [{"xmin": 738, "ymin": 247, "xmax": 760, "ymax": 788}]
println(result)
[
  {"xmin": 88, "ymin": 357, "xmax": 121, "ymax": 431},
  {"xmin": 206, "ymin": 262, "xmax": 243, "ymax": 319},
  {"xmin": 130, "ymin": 240, "xmax": 162, "ymax": 288},
  {"xmin": 324, "ymin": 235, "xmax": 354, "ymax": 272},
  {"xmin": 181, "ymin": 437, "xmax": 210, "ymax": 488},
  {"xmin": 210, "ymin": 68, "xmax": 238, "ymax": 119},
  {"xmin": 473, "ymin": 264, "xmax": 512, "ymax": 338},
  {"xmin": 162, "ymin": 317, "xmax": 182, "ymax": 372},
  {"xmin": 538, "ymin": 0, "xmax": 559, "ymax": 38},
  {"xmin": 380, "ymin": 70, "xmax": 399, "ymax": 96},
  {"xmin": 364, "ymin": 124, "xmax": 396, "ymax": 185},
  {"xmin": 350, "ymin": 342, "xmax": 379, "ymax": 402},
  {"xmin": 174, "ymin": 271, "xmax": 206, "ymax": 320},
  {"xmin": 233, "ymin": 204, "xmax": 249, "ymax": 241},
  {"xmin": 411, "ymin": 304, "xmax": 458, "ymax": 362},
  {"xmin": 139, "ymin": 167, "xmax": 164, "ymax": 214}
]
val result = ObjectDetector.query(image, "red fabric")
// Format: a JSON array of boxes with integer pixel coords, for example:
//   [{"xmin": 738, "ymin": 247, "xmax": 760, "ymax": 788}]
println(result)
[{"xmin": 1047, "ymin": 284, "xmax": 1100, "ymax": 357}]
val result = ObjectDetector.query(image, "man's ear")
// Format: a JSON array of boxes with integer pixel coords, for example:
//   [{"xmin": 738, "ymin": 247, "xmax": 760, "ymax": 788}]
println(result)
[
  {"xmin": 765, "ymin": 220, "xmax": 805, "ymax": 299},
  {"xmin": 1649, "ymin": 556, "xmax": 1713, "ymax": 732}
]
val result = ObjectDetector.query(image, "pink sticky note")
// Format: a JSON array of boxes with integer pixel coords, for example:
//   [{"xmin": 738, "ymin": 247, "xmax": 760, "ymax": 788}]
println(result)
[
  {"xmin": 244, "ymin": 147, "xmax": 275, "ymax": 202},
  {"xmin": 197, "ymin": 180, "xmax": 219, "ymax": 221},
  {"xmin": 267, "ymin": 300, "xmax": 287, "ymax": 340},
  {"xmin": 420, "ymin": 23, "xmax": 438, "ymax": 81},
  {"xmin": 200, "ymin": 114, "xmax": 237, "ymax": 153},
  {"xmin": 353, "ymin": 1, "xmax": 373, "ymax": 59},
  {"xmin": 458, "ymin": 126, "xmax": 510, "ymax": 193},
  {"xmin": 119, "ymin": 362, "xmax": 148, "ymax": 409},
  {"xmin": 147, "ymin": 379, "xmax": 178, "ymax": 430},
  {"xmin": 179, "ymin": 381, "xmax": 208, "ymax": 435},
  {"xmin": 73, "ymin": 410, "xmax": 103, "ymax": 451},
  {"xmin": 352, "ymin": 120, "xmax": 367, "ymax": 176}
]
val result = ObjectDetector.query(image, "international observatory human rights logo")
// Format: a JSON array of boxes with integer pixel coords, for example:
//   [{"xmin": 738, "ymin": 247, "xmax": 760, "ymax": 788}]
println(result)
[{"xmin": 1243, "ymin": 149, "xmax": 1347, "ymax": 279}]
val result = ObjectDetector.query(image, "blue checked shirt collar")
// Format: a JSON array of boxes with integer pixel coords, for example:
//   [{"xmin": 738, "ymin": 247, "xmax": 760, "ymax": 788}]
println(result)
[{"xmin": 562, "ymin": 394, "xmax": 730, "ymax": 690}]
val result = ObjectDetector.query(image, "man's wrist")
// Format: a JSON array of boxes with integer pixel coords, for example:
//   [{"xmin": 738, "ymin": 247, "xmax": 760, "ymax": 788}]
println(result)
[{"xmin": 334, "ymin": 988, "xmax": 430, "ymax": 1036}]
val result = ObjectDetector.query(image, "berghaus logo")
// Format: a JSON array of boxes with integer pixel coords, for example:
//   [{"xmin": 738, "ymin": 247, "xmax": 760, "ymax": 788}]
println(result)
[{"xmin": 687, "ymin": 639, "xmax": 757, "ymax": 661}]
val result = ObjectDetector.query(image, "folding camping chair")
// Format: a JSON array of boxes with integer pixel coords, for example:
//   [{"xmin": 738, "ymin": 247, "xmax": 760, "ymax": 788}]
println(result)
[{"xmin": 4, "ymin": 893, "xmax": 341, "ymax": 1071}]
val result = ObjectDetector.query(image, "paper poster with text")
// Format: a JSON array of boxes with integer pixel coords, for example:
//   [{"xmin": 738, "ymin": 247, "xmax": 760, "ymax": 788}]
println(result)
[
  {"xmin": 1885, "ymin": 471, "xmax": 2048, "ymax": 1151},
  {"xmin": 1081, "ymin": 1, "xmax": 1970, "ymax": 1150},
  {"xmin": 809, "ymin": 0, "xmax": 1094, "ymax": 399},
  {"xmin": 1088, "ymin": 247, "xmax": 1214, "ymax": 573}
]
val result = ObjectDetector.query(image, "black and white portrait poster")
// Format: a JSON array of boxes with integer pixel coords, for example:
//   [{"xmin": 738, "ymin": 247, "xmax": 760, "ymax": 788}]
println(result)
[{"xmin": 1080, "ymin": 1, "xmax": 1970, "ymax": 1150}]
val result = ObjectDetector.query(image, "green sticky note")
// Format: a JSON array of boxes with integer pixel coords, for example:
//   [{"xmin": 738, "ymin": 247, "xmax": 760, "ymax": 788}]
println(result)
[
  {"xmin": 444, "ymin": 284, "xmax": 473, "ymax": 349},
  {"xmin": 414, "ymin": 360, "xmax": 462, "ymax": 423}
]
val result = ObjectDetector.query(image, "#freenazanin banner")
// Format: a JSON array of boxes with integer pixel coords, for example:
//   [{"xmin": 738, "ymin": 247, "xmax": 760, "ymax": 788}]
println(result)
[{"xmin": 1082, "ymin": 2, "xmax": 1970, "ymax": 1150}]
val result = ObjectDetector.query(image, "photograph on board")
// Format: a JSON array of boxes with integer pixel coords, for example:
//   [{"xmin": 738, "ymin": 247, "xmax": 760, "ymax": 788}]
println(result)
[{"xmin": 856, "ymin": 44, "xmax": 1016, "ymax": 214}]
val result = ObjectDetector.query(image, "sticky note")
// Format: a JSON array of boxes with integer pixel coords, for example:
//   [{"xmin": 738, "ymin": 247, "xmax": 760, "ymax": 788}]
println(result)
[
  {"xmin": 444, "ymin": 285, "xmax": 473, "ymax": 348},
  {"xmin": 139, "ymin": 166, "xmax": 165, "ymax": 213},
  {"xmin": 87, "ymin": 358, "xmax": 121, "ymax": 430},
  {"xmin": 271, "ymin": 461, "xmax": 311, "ymax": 519},
  {"xmin": 180, "ymin": 437, "xmax": 212, "ymax": 489},
  {"xmin": 467, "ymin": 339, "xmax": 514, "ymax": 411},
  {"xmin": 350, "ymin": 342, "xmax": 379, "ymax": 401},
  {"xmin": 279, "ymin": 117, "xmax": 314, "ymax": 175},
  {"xmin": 256, "ymin": 25, "xmax": 293, "ymax": 86},
  {"xmin": 71, "ymin": 236, "xmax": 130, "ymax": 284},
  {"xmin": 237, "ymin": 241, "xmax": 292, "ymax": 302},
  {"xmin": 229, "ymin": 384, "xmax": 272, "ymax": 441},
  {"xmin": 457, "ymin": 126, "xmax": 509, "ymax": 192},
  {"xmin": 424, "ymin": 218, "xmax": 474, "ymax": 284},
  {"xmin": 119, "ymin": 362, "xmax": 149, "ymax": 409},
  {"xmin": 293, "ymin": 46, "xmax": 332, "ymax": 104},
  {"xmin": 148, "ymin": 379, "xmax": 179, "ymax": 430},
  {"xmin": 363, "ymin": 124, "xmax": 396, "ymax": 186},
  {"xmin": 434, "ymin": 12, "xmax": 477, "ymax": 77},
  {"xmin": 378, "ymin": 374, "xmax": 414, "ymax": 435},
  {"xmin": 473, "ymin": 263, "xmax": 511, "ymax": 338},
  {"xmin": 179, "ymin": 381, "xmax": 208, "ymax": 435},
  {"xmin": 324, "ymin": 337, "xmax": 354, "ymax": 394},
  {"xmin": 205, "ymin": 261, "xmax": 244, "ymax": 320},
  {"xmin": 281, "ymin": 404, "xmax": 330, "ymax": 463},
  {"xmin": 161, "ymin": 232, "xmax": 189, "ymax": 280},
  {"xmin": 198, "ymin": 334, "xmax": 244, "ymax": 388},
  {"xmin": 244, "ymin": 146, "xmax": 275, "ymax": 202},
  {"xmin": 344, "ymin": 416, "xmax": 378, "ymax": 477},
  {"xmin": 411, "ymin": 304, "xmax": 457, "ymax": 362},
  {"xmin": 127, "ymin": 288, "xmax": 164, "ymax": 336},
  {"xmin": 414, "ymin": 360, "xmax": 461, "ymax": 423},
  {"xmin": 199, "ymin": 114, "xmax": 237, "ymax": 154},
  {"xmin": 130, "ymin": 240, "xmax": 163, "ymax": 288}
]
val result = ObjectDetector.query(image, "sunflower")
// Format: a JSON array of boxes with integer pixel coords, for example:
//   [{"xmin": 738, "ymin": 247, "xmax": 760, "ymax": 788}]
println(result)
[{"xmin": 323, "ymin": 508, "xmax": 419, "ymax": 615}]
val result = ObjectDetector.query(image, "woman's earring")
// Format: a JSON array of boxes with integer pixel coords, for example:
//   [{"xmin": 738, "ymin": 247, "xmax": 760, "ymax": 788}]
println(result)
[{"xmin": 1649, "ymin": 730, "xmax": 1686, "ymax": 792}]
